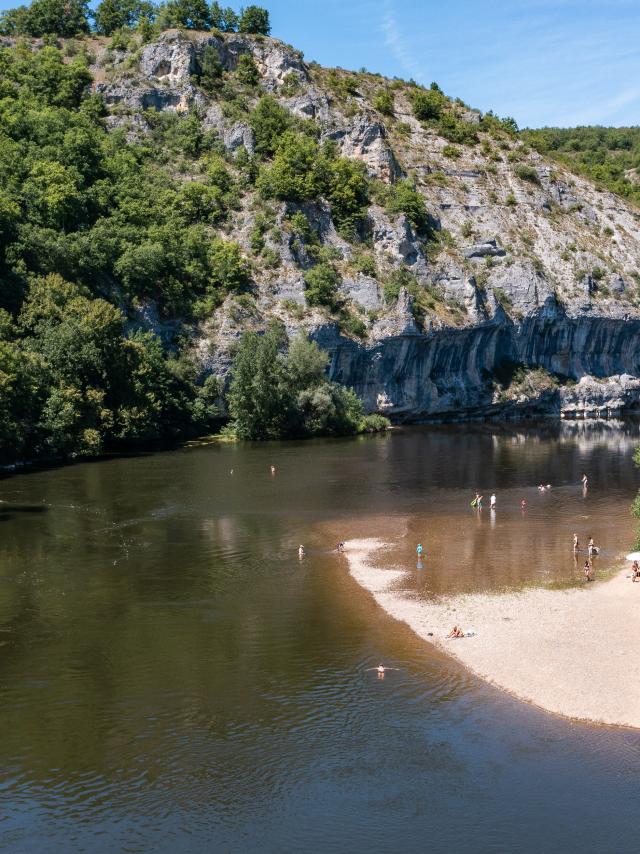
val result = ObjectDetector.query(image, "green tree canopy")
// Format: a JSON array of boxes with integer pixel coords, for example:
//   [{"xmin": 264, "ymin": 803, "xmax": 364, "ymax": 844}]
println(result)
[{"xmin": 238, "ymin": 5, "xmax": 270, "ymax": 35}]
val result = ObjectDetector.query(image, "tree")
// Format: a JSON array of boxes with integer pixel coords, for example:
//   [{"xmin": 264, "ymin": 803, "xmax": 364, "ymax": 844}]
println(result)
[
  {"xmin": 256, "ymin": 131, "xmax": 324, "ymax": 201},
  {"xmin": 228, "ymin": 322, "xmax": 291, "ymax": 440},
  {"xmin": 236, "ymin": 53, "xmax": 259, "ymax": 86},
  {"xmin": 159, "ymin": 0, "xmax": 211, "ymax": 29},
  {"xmin": 373, "ymin": 89, "xmax": 394, "ymax": 117},
  {"xmin": 249, "ymin": 95, "xmax": 291, "ymax": 158},
  {"xmin": 210, "ymin": 1, "xmax": 237, "ymax": 31},
  {"xmin": 0, "ymin": 0, "xmax": 90, "ymax": 36},
  {"xmin": 94, "ymin": 0, "xmax": 155, "ymax": 34},
  {"xmin": 238, "ymin": 5, "xmax": 270, "ymax": 35}
]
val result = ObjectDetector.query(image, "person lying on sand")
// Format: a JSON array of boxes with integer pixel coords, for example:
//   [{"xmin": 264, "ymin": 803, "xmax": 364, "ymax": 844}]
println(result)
[{"xmin": 447, "ymin": 625, "xmax": 464, "ymax": 638}]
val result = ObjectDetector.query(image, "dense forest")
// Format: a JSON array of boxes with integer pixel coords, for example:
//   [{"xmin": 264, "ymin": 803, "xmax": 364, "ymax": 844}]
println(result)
[
  {"xmin": 522, "ymin": 126, "xmax": 640, "ymax": 208},
  {"xmin": 0, "ymin": 1, "xmax": 392, "ymax": 465}
]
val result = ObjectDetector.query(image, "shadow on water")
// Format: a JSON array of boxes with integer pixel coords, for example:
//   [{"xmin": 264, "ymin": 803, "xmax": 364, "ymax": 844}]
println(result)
[{"xmin": 0, "ymin": 504, "xmax": 49, "ymax": 522}]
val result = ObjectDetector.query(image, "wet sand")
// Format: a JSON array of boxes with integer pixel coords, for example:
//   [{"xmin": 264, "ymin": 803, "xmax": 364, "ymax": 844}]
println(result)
[{"xmin": 346, "ymin": 538, "xmax": 640, "ymax": 728}]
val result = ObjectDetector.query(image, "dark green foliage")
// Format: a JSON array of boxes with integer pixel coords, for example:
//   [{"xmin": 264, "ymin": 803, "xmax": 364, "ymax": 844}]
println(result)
[
  {"xmin": 0, "ymin": 273, "xmax": 221, "ymax": 462},
  {"xmin": 236, "ymin": 53, "xmax": 259, "ymax": 86},
  {"xmin": 210, "ymin": 1, "xmax": 238, "ymax": 31},
  {"xmin": 303, "ymin": 263, "xmax": 341, "ymax": 310},
  {"xmin": 522, "ymin": 125, "xmax": 640, "ymax": 207},
  {"xmin": 373, "ymin": 88, "xmax": 394, "ymax": 117},
  {"xmin": 158, "ymin": 0, "xmax": 211, "ymax": 29},
  {"xmin": 228, "ymin": 327, "xmax": 388, "ymax": 440},
  {"xmin": 197, "ymin": 44, "xmax": 223, "ymax": 90},
  {"xmin": 0, "ymin": 0, "xmax": 89, "ymax": 36},
  {"xmin": 238, "ymin": 5, "xmax": 270, "ymax": 35},
  {"xmin": 384, "ymin": 179, "xmax": 430, "ymax": 234},
  {"xmin": 94, "ymin": 0, "xmax": 155, "ymax": 34},
  {"xmin": 249, "ymin": 95, "xmax": 292, "ymax": 158},
  {"xmin": 257, "ymin": 134, "xmax": 369, "ymax": 238},
  {"xmin": 515, "ymin": 164, "xmax": 540, "ymax": 184},
  {"xmin": 411, "ymin": 87, "xmax": 445, "ymax": 121}
]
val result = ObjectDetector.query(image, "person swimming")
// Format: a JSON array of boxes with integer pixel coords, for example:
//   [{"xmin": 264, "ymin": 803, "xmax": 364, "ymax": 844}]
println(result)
[
  {"xmin": 270, "ymin": 465, "xmax": 276, "ymax": 476},
  {"xmin": 365, "ymin": 663, "xmax": 400, "ymax": 679},
  {"xmin": 416, "ymin": 543, "xmax": 424, "ymax": 557}
]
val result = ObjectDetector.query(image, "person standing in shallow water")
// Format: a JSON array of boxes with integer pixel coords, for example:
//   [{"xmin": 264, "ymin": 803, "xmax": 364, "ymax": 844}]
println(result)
[
  {"xmin": 490, "ymin": 494, "xmax": 496, "ymax": 510},
  {"xmin": 573, "ymin": 533, "xmax": 579, "ymax": 553}
]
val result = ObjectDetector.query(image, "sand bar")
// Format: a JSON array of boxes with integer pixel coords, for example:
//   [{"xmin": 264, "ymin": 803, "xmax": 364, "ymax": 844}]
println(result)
[{"xmin": 347, "ymin": 538, "xmax": 640, "ymax": 728}]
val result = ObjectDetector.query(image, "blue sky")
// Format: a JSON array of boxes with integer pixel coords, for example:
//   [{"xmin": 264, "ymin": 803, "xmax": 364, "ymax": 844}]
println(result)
[{"xmin": 1, "ymin": 0, "xmax": 638, "ymax": 127}]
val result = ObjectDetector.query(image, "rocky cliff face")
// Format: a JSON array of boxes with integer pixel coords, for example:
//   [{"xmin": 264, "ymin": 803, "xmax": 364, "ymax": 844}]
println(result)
[{"xmin": 88, "ymin": 29, "xmax": 640, "ymax": 420}]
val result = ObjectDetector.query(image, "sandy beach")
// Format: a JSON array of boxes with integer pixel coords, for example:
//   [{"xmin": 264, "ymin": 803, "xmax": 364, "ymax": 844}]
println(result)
[{"xmin": 346, "ymin": 538, "xmax": 640, "ymax": 728}]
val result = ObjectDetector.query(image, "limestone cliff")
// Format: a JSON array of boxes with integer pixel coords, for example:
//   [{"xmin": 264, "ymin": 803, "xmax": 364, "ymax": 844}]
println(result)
[{"xmin": 85, "ymin": 29, "xmax": 640, "ymax": 420}]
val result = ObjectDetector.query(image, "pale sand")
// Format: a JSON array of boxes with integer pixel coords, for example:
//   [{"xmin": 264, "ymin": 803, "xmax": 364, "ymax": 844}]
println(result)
[{"xmin": 346, "ymin": 538, "xmax": 640, "ymax": 728}]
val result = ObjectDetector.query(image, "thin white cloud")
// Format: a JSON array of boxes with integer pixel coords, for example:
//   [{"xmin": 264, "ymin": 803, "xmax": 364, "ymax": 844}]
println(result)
[
  {"xmin": 560, "ymin": 86, "xmax": 640, "ymax": 127},
  {"xmin": 380, "ymin": 1, "xmax": 426, "ymax": 83}
]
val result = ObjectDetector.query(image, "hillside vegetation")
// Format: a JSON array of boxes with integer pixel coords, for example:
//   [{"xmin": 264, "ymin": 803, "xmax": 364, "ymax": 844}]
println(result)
[
  {"xmin": 523, "ymin": 126, "xmax": 640, "ymax": 209},
  {"xmin": 1, "ymin": 0, "xmax": 640, "ymax": 463}
]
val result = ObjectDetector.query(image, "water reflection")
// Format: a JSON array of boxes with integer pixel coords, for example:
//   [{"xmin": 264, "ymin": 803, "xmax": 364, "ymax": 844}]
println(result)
[{"xmin": 0, "ymin": 421, "xmax": 639, "ymax": 852}]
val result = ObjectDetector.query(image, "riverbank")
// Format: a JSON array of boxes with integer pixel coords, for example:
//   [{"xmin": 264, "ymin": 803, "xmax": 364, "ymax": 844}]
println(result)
[{"xmin": 346, "ymin": 538, "xmax": 640, "ymax": 728}]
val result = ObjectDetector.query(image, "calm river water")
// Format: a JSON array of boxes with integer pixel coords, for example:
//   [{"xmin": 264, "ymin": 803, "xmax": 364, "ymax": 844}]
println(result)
[{"xmin": 1, "ymin": 421, "xmax": 640, "ymax": 853}]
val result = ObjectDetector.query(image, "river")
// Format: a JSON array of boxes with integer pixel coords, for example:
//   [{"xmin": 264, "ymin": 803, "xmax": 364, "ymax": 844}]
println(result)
[{"xmin": 1, "ymin": 421, "xmax": 639, "ymax": 853}]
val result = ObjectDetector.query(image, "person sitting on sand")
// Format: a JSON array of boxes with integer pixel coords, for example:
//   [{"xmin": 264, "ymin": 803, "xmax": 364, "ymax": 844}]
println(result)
[
  {"xmin": 584, "ymin": 560, "xmax": 593, "ymax": 582},
  {"xmin": 447, "ymin": 625, "xmax": 464, "ymax": 638}
]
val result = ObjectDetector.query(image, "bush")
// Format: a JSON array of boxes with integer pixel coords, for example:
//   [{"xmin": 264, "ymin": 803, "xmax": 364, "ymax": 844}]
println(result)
[
  {"xmin": 515, "ymin": 164, "xmax": 540, "ymax": 184},
  {"xmin": 411, "ymin": 88, "xmax": 446, "ymax": 121},
  {"xmin": 303, "ymin": 263, "xmax": 341, "ymax": 310},
  {"xmin": 384, "ymin": 179, "xmax": 430, "ymax": 234},
  {"xmin": 373, "ymin": 89, "xmax": 394, "ymax": 117},
  {"xmin": 249, "ymin": 96, "xmax": 292, "ymax": 158},
  {"xmin": 197, "ymin": 44, "xmax": 223, "ymax": 90},
  {"xmin": 236, "ymin": 53, "xmax": 259, "ymax": 86}
]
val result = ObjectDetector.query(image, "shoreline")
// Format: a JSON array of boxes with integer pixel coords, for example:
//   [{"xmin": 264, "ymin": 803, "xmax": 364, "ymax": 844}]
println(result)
[{"xmin": 346, "ymin": 538, "xmax": 640, "ymax": 729}]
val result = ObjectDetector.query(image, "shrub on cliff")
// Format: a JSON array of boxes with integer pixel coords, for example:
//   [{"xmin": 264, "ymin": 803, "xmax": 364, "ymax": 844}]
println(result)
[
  {"xmin": 411, "ymin": 87, "xmax": 446, "ymax": 121},
  {"xmin": 303, "ymin": 263, "xmax": 341, "ymax": 310}
]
